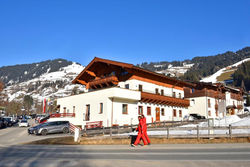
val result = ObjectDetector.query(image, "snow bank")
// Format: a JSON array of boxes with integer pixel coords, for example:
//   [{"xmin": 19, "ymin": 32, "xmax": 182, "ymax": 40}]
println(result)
[{"xmin": 118, "ymin": 115, "xmax": 250, "ymax": 136}]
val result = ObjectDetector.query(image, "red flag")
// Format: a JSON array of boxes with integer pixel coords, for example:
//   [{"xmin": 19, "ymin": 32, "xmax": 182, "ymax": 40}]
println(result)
[{"xmin": 43, "ymin": 98, "xmax": 46, "ymax": 113}]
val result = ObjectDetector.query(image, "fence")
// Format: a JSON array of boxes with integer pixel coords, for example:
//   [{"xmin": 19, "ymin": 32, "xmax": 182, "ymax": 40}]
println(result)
[{"xmin": 82, "ymin": 120, "xmax": 250, "ymax": 139}]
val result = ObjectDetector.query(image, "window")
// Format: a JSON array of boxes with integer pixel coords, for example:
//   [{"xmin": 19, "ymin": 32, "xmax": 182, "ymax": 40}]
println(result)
[
  {"xmin": 161, "ymin": 89, "xmax": 164, "ymax": 96},
  {"xmin": 125, "ymin": 84, "xmax": 129, "ymax": 89},
  {"xmin": 179, "ymin": 110, "xmax": 182, "ymax": 117},
  {"xmin": 85, "ymin": 104, "xmax": 90, "ymax": 121},
  {"xmin": 191, "ymin": 99, "xmax": 195, "ymax": 104},
  {"xmin": 139, "ymin": 84, "xmax": 143, "ymax": 92},
  {"xmin": 192, "ymin": 88, "xmax": 195, "ymax": 93},
  {"xmin": 155, "ymin": 88, "xmax": 159, "ymax": 94},
  {"xmin": 208, "ymin": 99, "xmax": 211, "ymax": 108},
  {"xmin": 173, "ymin": 109, "xmax": 177, "ymax": 117},
  {"xmin": 173, "ymin": 92, "xmax": 176, "ymax": 98},
  {"xmin": 147, "ymin": 107, "xmax": 151, "ymax": 115},
  {"xmin": 73, "ymin": 106, "xmax": 75, "ymax": 113},
  {"xmin": 179, "ymin": 93, "xmax": 181, "ymax": 98},
  {"xmin": 122, "ymin": 104, "xmax": 128, "ymax": 114},
  {"xmin": 138, "ymin": 106, "xmax": 143, "ymax": 115},
  {"xmin": 99, "ymin": 103, "xmax": 103, "ymax": 114},
  {"xmin": 161, "ymin": 108, "xmax": 165, "ymax": 116}
]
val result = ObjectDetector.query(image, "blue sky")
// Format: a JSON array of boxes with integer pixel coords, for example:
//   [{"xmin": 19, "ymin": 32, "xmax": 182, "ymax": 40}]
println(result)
[{"xmin": 0, "ymin": 0, "xmax": 249, "ymax": 67}]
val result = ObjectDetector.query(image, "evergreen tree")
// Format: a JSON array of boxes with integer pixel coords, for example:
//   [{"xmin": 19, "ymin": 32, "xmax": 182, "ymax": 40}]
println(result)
[{"xmin": 23, "ymin": 95, "xmax": 33, "ymax": 113}]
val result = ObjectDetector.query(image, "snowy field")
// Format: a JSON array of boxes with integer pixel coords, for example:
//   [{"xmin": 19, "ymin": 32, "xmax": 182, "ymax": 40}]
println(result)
[{"xmin": 120, "ymin": 115, "xmax": 250, "ymax": 136}]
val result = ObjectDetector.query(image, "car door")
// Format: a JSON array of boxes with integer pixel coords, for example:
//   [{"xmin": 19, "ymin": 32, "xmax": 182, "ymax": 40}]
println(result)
[
  {"xmin": 54, "ymin": 121, "xmax": 63, "ymax": 133},
  {"xmin": 46, "ymin": 122, "xmax": 58, "ymax": 134}
]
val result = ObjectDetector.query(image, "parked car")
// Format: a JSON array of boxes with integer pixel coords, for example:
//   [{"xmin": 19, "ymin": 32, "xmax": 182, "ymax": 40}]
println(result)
[
  {"xmin": 189, "ymin": 113, "xmax": 206, "ymax": 120},
  {"xmin": 3, "ymin": 117, "xmax": 13, "ymax": 127},
  {"xmin": 28, "ymin": 121, "xmax": 70, "ymax": 135},
  {"xmin": 35, "ymin": 114, "xmax": 47, "ymax": 123},
  {"xmin": 244, "ymin": 108, "xmax": 249, "ymax": 113},
  {"xmin": 0, "ymin": 117, "xmax": 5, "ymax": 128},
  {"xmin": 19, "ymin": 119, "xmax": 29, "ymax": 127}
]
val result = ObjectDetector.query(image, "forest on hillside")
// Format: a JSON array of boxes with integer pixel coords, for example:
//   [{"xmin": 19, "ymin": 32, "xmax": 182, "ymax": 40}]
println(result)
[
  {"xmin": 0, "ymin": 59, "xmax": 73, "ymax": 86},
  {"xmin": 138, "ymin": 47, "xmax": 250, "ymax": 89},
  {"xmin": 233, "ymin": 61, "xmax": 250, "ymax": 91}
]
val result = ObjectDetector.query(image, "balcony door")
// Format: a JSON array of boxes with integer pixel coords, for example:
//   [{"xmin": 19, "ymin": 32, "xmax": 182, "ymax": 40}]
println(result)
[{"xmin": 155, "ymin": 107, "xmax": 160, "ymax": 122}]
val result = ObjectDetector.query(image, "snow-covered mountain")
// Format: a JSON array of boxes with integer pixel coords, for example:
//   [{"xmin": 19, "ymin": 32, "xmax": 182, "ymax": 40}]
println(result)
[
  {"xmin": 2, "ymin": 61, "xmax": 85, "ymax": 102},
  {"xmin": 200, "ymin": 58, "xmax": 250, "ymax": 83}
]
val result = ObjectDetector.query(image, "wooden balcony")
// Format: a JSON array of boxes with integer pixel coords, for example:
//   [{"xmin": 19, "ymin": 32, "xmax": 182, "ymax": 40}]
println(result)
[
  {"xmin": 141, "ymin": 92, "xmax": 190, "ymax": 107},
  {"xmin": 231, "ymin": 93, "xmax": 243, "ymax": 101},
  {"xmin": 87, "ymin": 75, "xmax": 119, "ymax": 89},
  {"xmin": 237, "ymin": 105, "xmax": 243, "ymax": 110},
  {"xmin": 185, "ymin": 89, "xmax": 225, "ymax": 99},
  {"xmin": 50, "ymin": 113, "xmax": 75, "ymax": 118}
]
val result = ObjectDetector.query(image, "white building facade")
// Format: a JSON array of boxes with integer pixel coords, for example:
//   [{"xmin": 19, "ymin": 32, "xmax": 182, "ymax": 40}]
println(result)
[
  {"xmin": 53, "ymin": 57, "xmax": 192, "ymax": 128},
  {"xmin": 185, "ymin": 83, "xmax": 244, "ymax": 119}
]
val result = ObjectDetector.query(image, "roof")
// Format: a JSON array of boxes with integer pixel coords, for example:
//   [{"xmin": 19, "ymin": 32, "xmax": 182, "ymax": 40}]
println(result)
[{"xmin": 72, "ymin": 57, "xmax": 194, "ymax": 87}]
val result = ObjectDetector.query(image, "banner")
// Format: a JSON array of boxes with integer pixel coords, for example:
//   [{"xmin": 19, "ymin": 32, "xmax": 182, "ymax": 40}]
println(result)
[{"xmin": 43, "ymin": 98, "xmax": 46, "ymax": 113}]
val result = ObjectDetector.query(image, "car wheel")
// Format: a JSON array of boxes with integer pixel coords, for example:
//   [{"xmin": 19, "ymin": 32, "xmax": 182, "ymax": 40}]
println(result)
[
  {"xmin": 63, "ymin": 127, "xmax": 69, "ymax": 134},
  {"xmin": 41, "ymin": 129, "xmax": 48, "ymax": 136}
]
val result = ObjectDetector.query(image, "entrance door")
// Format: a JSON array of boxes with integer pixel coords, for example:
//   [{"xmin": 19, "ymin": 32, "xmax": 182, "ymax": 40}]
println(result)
[
  {"xmin": 155, "ymin": 107, "xmax": 160, "ymax": 122},
  {"xmin": 231, "ymin": 108, "xmax": 235, "ymax": 115}
]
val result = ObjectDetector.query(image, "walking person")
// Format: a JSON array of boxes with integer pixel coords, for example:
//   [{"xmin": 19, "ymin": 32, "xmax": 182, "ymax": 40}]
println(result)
[
  {"xmin": 131, "ymin": 116, "xmax": 147, "ymax": 147},
  {"xmin": 141, "ymin": 114, "xmax": 151, "ymax": 145}
]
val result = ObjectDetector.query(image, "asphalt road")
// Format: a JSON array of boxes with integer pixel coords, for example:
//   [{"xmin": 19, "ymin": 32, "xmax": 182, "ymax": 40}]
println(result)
[
  {"xmin": 0, "ymin": 120, "xmax": 71, "ymax": 146},
  {"xmin": 1, "ymin": 121, "xmax": 250, "ymax": 167},
  {"xmin": 0, "ymin": 144, "xmax": 250, "ymax": 167}
]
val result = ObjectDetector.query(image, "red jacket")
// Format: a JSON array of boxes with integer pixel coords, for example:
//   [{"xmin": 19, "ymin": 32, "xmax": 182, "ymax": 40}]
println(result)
[
  {"xmin": 136, "ymin": 118, "xmax": 144, "ymax": 133},
  {"xmin": 142, "ymin": 117, "xmax": 147, "ymax": 132}
]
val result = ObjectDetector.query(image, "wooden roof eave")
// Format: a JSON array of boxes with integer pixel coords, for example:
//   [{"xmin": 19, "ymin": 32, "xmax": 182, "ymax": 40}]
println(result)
[
  {"xmin": 132, "ymin": 66, "xmax": 195, "ymax": 88},
  {"xmin": 72, "ymin": 57, "xmax": 134, "ymax": 84}
]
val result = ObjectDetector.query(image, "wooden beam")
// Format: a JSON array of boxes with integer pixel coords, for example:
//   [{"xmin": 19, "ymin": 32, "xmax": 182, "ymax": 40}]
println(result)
[
  {"xmin": 76, "ymin": 79, "xmax": 87, "ymax": 85},
  {"xmin": 86, "ymin": 83, "xmax": 90, "ymax": 89},
  {"xmin": 86, "ymin": 70, "xmax": 96, "ymax": 77}
]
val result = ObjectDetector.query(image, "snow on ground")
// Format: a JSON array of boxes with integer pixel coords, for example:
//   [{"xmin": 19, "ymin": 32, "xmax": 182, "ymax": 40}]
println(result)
[
  {"xmin": 119, "ymin": 115, "xmax": 250, "ymax": 136},
  {"xmin": 200, "ymin": 58, "xmax": 250, "ymax": 83}
]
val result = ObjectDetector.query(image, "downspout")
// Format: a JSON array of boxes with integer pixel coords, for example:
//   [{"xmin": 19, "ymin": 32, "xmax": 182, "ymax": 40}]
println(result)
[
  {"xmin": 205, "ymin": 88, "xmax": 208, "ymax": 118},
  {"xmin": 111, "ymin": 97, "xmax": 114, "ymax": 127}
]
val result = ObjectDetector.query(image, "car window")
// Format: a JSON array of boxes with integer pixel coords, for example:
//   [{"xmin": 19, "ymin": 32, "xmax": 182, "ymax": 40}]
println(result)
[{"xmin": 48, "ymin": 122, "xmax": 58, "ymax": 126}]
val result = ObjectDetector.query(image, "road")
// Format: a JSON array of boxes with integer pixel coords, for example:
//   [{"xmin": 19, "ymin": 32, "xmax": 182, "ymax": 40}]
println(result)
[
  {"xmin": 0, "ymin": 120, "xmax": 71, "ymax": 146},
  {"xmin": 1, "ymin": 122, "xmax": 250, "ymax": 167},
  {"xmin": 0, "ymin": 144, "xmax": 250, "ymax": 167}
]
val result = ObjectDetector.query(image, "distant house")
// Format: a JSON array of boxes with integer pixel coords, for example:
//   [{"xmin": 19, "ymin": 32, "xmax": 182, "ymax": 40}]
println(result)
[
  {"xmin": 184, "ymin": 82, "xmax": 244, "ymax": 118},
  {"xmin": 54, "ymin": 57, "xmax": 193, "ymax": 128}
]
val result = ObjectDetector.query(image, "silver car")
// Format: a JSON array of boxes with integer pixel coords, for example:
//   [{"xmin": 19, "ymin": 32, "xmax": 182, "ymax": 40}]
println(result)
[{"xmin": 28, "ymin": 121, "xmax": 69, "ymax": 135}]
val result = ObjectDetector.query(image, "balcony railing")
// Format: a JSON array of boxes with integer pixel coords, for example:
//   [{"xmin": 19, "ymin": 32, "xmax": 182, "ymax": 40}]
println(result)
[
  {"xmin": 88, "ymin": 75, "xmax": 119, "ymax": 89},
  {"xmin": 50, "ymin": 113, "xmax": 75, "ymax": 118},
  {"xmin": 237, "ymin": 105, "xmax": 243, "ymax": 110},
  {"xmin": 185, "ymin": 90, "xmax": 226, "ymax": 99},
  {"xmin": 140, "ymin": 92, "xmax": 189, "ymax": 107},
  {"xmin": 231, "ymin": 93, "xmax": 243, "ymax": 101}
]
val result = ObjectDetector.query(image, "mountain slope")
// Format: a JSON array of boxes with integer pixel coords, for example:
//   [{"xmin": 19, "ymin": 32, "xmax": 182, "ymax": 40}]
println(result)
[
  {"xmin": 0, "ymin": 59, "xmax": 73, "ymax": 86},
  {"xmin": 138, "ymin": 47, "xmax": 250, "ymax": 89},
  {"xmin": 200, "ymin": 58, "xmax": 250, "ymax": 83},
  {"xmin": 1, "ymin": 60, "xmax": 85, "ymax": 102}
]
